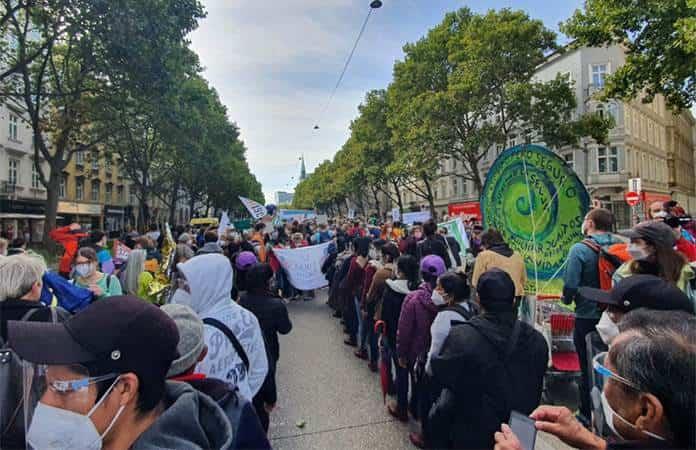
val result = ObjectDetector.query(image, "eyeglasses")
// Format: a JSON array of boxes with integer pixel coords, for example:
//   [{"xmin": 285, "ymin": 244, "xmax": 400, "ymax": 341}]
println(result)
[{"xmin": 592, "ymin": 352, "xmax": 641, "ymax": 391}]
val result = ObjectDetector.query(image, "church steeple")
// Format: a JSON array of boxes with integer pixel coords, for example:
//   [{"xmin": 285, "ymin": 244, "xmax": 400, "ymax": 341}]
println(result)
[{"xmin": 300, "ymin": 155, "xmax": 307, "ymax": 181}]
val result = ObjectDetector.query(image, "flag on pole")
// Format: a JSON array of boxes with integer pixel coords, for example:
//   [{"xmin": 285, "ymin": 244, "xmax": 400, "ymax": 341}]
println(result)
[
  {"xmin": 218, "ymin": 211, "xmax": 231, "ymax": 238},
  {"xmin": 239, "ymin": 196, "xmax": 267, "ymax": 220}
]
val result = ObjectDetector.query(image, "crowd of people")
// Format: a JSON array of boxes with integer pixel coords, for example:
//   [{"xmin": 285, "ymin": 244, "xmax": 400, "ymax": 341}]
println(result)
[{"xmin": 0, "ymin": 199, "xmax": 694, "ymax": 450}]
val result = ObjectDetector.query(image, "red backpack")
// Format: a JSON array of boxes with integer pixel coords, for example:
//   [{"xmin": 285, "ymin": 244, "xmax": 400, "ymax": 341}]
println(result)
[{"xmin": 581, "ymin": 240, "xmax": 631, "ymax": 291}]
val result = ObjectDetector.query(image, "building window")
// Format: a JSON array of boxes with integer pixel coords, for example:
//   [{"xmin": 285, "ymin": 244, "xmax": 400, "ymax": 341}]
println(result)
[
  {"xmin": 31, "ymin": 162, "xmax": 40, "ymax": 188},
  {"xmin": 433, "ymin": 187, "xmax": 439, "ymax": 200},
  {"xmin": 8, "ymin": 159, "xmax": 19, "ymax": 185},
  {"xmin": 75, "ymin": 151, "xmax": 84, "ymax": 166},
  {"xmin": 8, "ymin": 113, "xmax": 18, "ymax": 141},
  {"xmin": 105, "ymin": 158, "xmax": 112, "ymax": 173},
  {"xmin": 76, "ymin": 179, "xmax": 84, "ymax": 200},
  {"xmin": 105, "ymin": 183, "xmax": 112, "ymax": 202},
  {"xmin": 117, "ymin": 185, "xmax": 124, "ymax": 202},
  {"xmin": 129, "ymin": 188, "xmax": 136, "ymax": 206},
  {"xmin": 461, "ymin": 180, "xmax": 468, "ymax": 196},
  {"xmin": 91, "ymin": 181, "xmax": 100, "ymax": 202},
  {"xmin": 59, "ymin": 176, "xmax": 66, "ymax": 198},
  {"xmin": 591, "ymin": 63, "xmax": 608, "ymax": 87},
  {"xmin": 598, "ymin": 146, "xmax": 618, "ymax": 173},
  {"xmin": 91, "ymin": 153, "xmax": 99, "ymax": 171},
  {"xmin": 508, "ymin": 135, "xmax": 518, "ymax": 148},
  {"xmin": 564, "ymin": 152, "xmax": 575, "ymax": 170},
  {"xmin": 452, "ymin": 178, "xmax": 458, "ymax": 197}
]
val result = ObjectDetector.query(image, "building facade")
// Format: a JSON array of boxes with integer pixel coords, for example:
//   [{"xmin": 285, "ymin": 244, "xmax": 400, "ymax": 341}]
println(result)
[{"xmin": 402, "ymin": 45, "xmax": 696, "ymax": 229}]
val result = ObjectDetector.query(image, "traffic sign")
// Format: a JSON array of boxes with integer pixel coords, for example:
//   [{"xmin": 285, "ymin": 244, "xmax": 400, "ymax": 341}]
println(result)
[{"xmin": 625, "ymin": 191, "xmax": 641, "ymax": 206}]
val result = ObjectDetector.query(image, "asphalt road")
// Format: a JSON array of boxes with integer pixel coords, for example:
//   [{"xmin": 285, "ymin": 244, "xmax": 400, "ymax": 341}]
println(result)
[{"xmin": 269, "ymin": 289, "xmax": 574, "ymax": 450}]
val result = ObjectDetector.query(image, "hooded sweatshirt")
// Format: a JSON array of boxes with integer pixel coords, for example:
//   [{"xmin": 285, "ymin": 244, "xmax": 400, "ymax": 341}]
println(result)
[
  {"xmin": 381, "ymin": 279, "xmax": 414, "ymax": 347},
  {"xmin": 472, "ymin": 244, "xmax": 527, "ymax": 297},
  {"xmin": 397, "ymin": 282, "xmax": 438, "ymax": 364},
  {"xmin": 132, "ymin": 381, "xmax": 234, "ymax": 450},
  {"xmin": 171, "ymin": 254, "xmax": 268, "ymax": 400}
]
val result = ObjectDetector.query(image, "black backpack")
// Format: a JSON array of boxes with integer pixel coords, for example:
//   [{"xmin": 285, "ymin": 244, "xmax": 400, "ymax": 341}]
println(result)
[
  {"xmin": 1, "ymin": 306, "xmax": 69, "ymax": 447},
  {"xmin": 444, "ymin": 303, "xmax": 478, "ymax": 325}
]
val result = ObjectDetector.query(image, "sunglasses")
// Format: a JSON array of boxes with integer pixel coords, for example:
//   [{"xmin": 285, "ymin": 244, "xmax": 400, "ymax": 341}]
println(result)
[{"xmin": 592, "ymin": 352, "xmax": 641, "ymax": 391}]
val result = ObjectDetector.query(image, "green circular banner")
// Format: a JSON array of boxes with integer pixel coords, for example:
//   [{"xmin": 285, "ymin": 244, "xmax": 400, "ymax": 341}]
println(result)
[{"xmin": 481, "ymin": 144, "xmax": 590, "ymax": 295}]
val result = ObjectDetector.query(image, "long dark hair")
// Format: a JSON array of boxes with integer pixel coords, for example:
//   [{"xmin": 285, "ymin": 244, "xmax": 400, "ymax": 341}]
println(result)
[
  {"xmin": 397, "ymin": 255, "xmax": 420, "ymax": 291},
  {"xmin": 438, "ymin": 272, "xmax": 470, "ymax": 302},
  {"xmin": 630, "ymin": 245, "xmax": 686, "ymax": 284}
]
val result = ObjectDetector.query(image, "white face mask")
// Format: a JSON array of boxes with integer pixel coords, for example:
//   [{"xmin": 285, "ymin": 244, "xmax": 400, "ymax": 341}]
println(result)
[
  {"xmin": 431, "ymin": 290, "xmax": 446, "ymax": 306},
  {"xmin": 600, "ymin": 391, "xmax": 665, "ymax": 442},
  {"xmin": 628, "ymin": 243, "xmax": 650, "ymax": 261},
  {"xmin": 27, "ymin": 377, "xmax": 125, "ymax": 450},
  {"xmin": 74, "ymin": 263, "xmax": 93, "ymax": 278},
  {"xmin": 596, "ymin": 311, "xmax": 620, "ymax": 345}
]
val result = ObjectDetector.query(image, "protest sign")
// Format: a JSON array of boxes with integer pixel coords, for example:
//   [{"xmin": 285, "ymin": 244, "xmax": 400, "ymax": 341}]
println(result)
[
  {"xmin": 112, "ymin": 240, "xmax": 131, "ymax": 261},
  {"xmin": 438, "ymin": 218, "xmax": 470, "ymax": 259},
  {"xmin": 217, "ymin": 211, "xmax": 231, "ymax": 238},
  {"xmin": 481, "ymin": 144, "xmax": 589, "ymax": 295},
  {"xmin": 239, "ymin": 196, "xmax": 267, "ymax": 220},
  {"xmin": 273, "ymin": 242, "xmax": 331, "ymax": 290},
  {"xmin": 278, "ymin": 209, "xmax": 316, "ymax": 222},
  {"xmin": 402, "ymin": 211, "xmax": 431, "ymax": 225},
  {"xmin": 316, "ymin": 214, "xmax": 329, "ymax": 225},
  {"xmin": 391, "ymin": 208, "xmax": 400, "ymax": 222}
]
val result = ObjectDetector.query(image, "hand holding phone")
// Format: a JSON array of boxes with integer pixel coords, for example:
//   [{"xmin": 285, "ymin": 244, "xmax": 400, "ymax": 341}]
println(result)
[{"xmin": 509, "ymin": 411, "xmax": 537, "ymax": 450}]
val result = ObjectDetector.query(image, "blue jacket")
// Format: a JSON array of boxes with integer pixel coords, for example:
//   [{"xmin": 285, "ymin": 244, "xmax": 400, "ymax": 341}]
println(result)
[{"xmin": 562, "ymin": 233, "xmax": 623, "ymax": 319}]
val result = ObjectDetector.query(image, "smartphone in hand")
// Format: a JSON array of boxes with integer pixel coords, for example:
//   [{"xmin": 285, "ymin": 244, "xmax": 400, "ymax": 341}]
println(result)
[{"xmin": 510, "ymin": 410, "xmax": 537, "ymax": 450}]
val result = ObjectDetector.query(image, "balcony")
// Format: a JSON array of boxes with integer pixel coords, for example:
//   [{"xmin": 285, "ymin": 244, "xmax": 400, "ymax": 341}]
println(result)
[{"xmin": 586, "ymin": 171, "xmax": 629, "ymax": 187}]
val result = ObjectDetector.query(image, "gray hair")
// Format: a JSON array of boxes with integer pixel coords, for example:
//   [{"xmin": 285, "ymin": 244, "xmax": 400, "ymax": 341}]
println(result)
[
  {"xmin": 0, "ymin": 254, "xmax": 47, "ymax": 301},
  {"xmin": 123, "ymin": 249, "xmax": 146, "ymax": 296},
  {"xmin": 175, "ymin": 244, "xmax": 194, "ymax": 263},
  {"xmin": 177, "ymin": 233, "xmax": 192, "ymax": 244},
  {"xmin": 611, "ymin": 311, "xmax": 696, "ymax": 449}
]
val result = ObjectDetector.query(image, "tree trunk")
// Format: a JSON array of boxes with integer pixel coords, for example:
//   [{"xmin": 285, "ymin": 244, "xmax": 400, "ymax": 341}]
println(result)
[
  {"xmin": 392, "ymin": 181, "xmax": 404, "ymax": 219},
  {"xmin": 188, "ymin": 193, "xmax": 196, "ymax": 219},
  {"xmin": 468, "ymin": 156, "xmax": 484, "ymax": 198},
  {"xmin": 139, "ymin": 190, "xmax": 150, "ymax": 232},
  {"xmin": 168, "ymin": 183, "xmax": 179, "ymax": 225},
  {"xmin": 42, "ymin": 171, "xmax": 61, "ymax": 249},
  {"xmin": 371, "ymin": 187, "xmax": 382, "ymax": 219},
  {"xmin": 422, "ymin": 176, "xmax": 436, "ymax": 217}
]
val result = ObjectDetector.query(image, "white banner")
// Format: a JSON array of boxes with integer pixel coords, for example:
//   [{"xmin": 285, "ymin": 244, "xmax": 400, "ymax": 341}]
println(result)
[
  {"xmin": 391, "ymin": 208, "xmax": 400, "ymax": 222},
  {"xmin": 274, "ymin": 242, "xmax": 331, "ymax": 290},
  {"xmin": 239, "ymin": 196, "xmax": 267, "ymax": 220},
  {"xmin": 402, "ymin": 211, "xmax": 432, "ymax": 225},
  {"xmin": 217, "ymin": 211, "xmax": 231, "ymax": 238}
]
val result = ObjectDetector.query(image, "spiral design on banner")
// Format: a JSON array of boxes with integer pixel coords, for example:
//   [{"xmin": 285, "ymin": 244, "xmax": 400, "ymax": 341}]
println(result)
[{"xmin": 481, "ymin": 145, "xmax": 590, "ymax": 294}]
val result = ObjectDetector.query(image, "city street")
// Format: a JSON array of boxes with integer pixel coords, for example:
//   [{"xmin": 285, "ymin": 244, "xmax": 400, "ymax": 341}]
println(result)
[{"xmin": 269, "ymin": 289, "xmax": 573, "ymax": 450}]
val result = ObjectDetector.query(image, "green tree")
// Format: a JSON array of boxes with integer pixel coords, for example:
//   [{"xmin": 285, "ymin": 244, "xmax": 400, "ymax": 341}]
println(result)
[{"xmin": 562, "ymin": 0, "xmax": 696, "ymax": 110}]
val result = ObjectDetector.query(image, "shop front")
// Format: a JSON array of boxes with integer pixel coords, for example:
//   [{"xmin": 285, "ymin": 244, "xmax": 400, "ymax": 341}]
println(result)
[
  {"xmin": 448, "ymin": 201, "xmax": 482, "ymax": 223},
  {"xmin": 57, "ymin": 201, "xmax": 103, "ymax": 230},
  {"xmin": 104, "ymin": 205, "xmax": 125, "ymax": 236},
  {"xmin": 0, "ymin": 199, "xmax": 46, "ymax": 242}
]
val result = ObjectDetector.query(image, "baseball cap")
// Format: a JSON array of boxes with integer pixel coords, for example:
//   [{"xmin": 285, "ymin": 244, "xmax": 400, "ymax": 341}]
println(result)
[
  {"xmin": 578, "ymin": 274, "xmax": 693, "ymax": 313},
  {"xmin": 8, "ymin": 296, "xmax": 179, "ymax": 380},
  {"xmin": 161, "ymin": 304, "xmax": 204, "ymax": 378},
  {"xmin": 421, "ymin": 255, "xmax": 446, "ymax": 277},
  {"xmin": 236, "ymin": 251, "xmax": 258, "ymax": 270},
  {"xmin": 620, "ymin": 221, "xmax": 675, "ymax": 249},
  {"xmin": 476, "ymin": 269, "xmax": 516, "ymax": 312}
]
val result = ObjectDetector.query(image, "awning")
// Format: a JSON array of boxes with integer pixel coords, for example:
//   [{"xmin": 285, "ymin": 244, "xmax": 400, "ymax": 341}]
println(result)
[{"xmin": 0, "ymin": 213, "xmax": 46, "ymax": 220}]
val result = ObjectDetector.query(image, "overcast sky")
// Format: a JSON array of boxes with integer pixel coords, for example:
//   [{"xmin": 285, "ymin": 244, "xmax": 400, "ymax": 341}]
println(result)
[{"xmin": 189, "ymin": 0, "xmax": 583, "ymax": 203}]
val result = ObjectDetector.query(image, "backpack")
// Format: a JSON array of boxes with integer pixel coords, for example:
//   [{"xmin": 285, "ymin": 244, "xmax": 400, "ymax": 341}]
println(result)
[
  {"xmin": 444, "ymin": 303, "xmax": 478, "ymax": 325},
  {"xmin": 581, "ymin": 239, "xmax": 630, "ymax": 291},
  {"xmin": 1, "ymin": 306, "xmax": 69, "ymax": 447},
  {"xmin": 203, "ymin": 318, "xmax": 250, "ymax": 370}
]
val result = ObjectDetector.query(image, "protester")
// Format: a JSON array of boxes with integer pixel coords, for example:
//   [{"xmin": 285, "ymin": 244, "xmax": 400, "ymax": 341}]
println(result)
[
  {"xmin": 250, "ymin": 223, "xmax": 268, "ymax": 263},
  {"xmin": 146, "ymin": 222, "xmax": 161, "ymax": 243},
  {"xmin": 171, "ymin": 253, "xmax": 268, "ymax": 401},
  {"xmin": 239, "ymin": 263, "xmax": 293, "ymax": 432},
  {"xmin": 89, "ymin": 230, "xmax": 115, "ymax": 275},
  {"xmin": 417, "ymin": 220, "xmax": 451, "ymax": 270},
  {"xmin": 425, "ymin": 272, "xmax": 474, "ymax": 374},
  {"xmin": 136, "ymin": 235, "xmax": 163, "ymax": 264},
  {"xmin": 400, "ymin": 225, "xmax": 422, "ymax": 258},
  {"xmin": 197, "ymin": 230, "xmax": 224, "ymax": 255},
  {"xmin": 7, "ymin": 237, "xmax": 27, "ymax": 256},
  {"xmin": 342, "ymin": 237, "xmax": 370, "ymax": 347},
  {"xmin": 234, "ymin": 251, "xmax": 258, "ymax": 297},
  {"xmin": 664, "ymin": 214, "xmax": 696, "ymax": 261},
  {"xmin": 73, "ymin": 247, "xmax": 123, "ymax": 300},
  {"xmin": 356, "ymin": 239, "xmax": 387, "ymax": 367},
  {"xmin": 49, "ymin": 222, "xmax": 88, "ymax": 278},
  {"xmin": 562, "ymin": 207, "xmax": 622, "ymax": 424},
  {"xmin": 438, "ymin": 226, "xmax": 462, "ymax": 267},
  {"xmin": 177, "ymin": 232, "xmax": 194, "ymax": 248},
  {"xmin": 647, "ymin": 201, "xmax": 667, "ymax": 220},
  {"xmin": 472, "ymin": 229, "xmax": 527, "ymax": 299},
  {"xmin": 162, "ymin": 304, "xmax": 271, "ymax": 450},
  {"xmin": 614, "ymin": 220, "xmax": 696, "ymax": 306},
  {"xmin": 384, "ymin": 255, "xmax": 420, "ymax": 421},
  {"xmin": 122, "ymin": 249, "xmax": 157, "ymax": 303},
  {"xmin": 468, "ymin": 224, "xmax": 484, "ymax": 257},
  {"xmin": 430, "ymin": 269, "xmax": 548, "ymax": 449},
  {"xmin": 367, "ymin": 243, "xmax": 400, "ymax": 324},
  {"xmin": 8, "ymin": 295, "xmax": 241, "ymax": 449},
  {"xmin": 494, "ymin": 309, "xmax": 696, "ymax": 450}
]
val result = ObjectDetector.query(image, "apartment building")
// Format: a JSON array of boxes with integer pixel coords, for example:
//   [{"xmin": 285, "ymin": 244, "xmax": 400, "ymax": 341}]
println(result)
[{"xmin": 408, "ymin": 45, "xmax": 696, "ymax": 229}]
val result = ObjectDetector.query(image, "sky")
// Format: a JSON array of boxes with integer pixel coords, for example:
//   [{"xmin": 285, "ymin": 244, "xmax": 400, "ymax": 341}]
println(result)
[{"xmin": 190, "ymin": 0, "xmax": 584, "ymax": 203}]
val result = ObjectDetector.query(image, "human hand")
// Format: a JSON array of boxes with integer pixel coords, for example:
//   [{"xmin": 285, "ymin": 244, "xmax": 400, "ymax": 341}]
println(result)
[
  {"xmin": 531, "ymin": 406, "xmax": 606, "ymax": 450},
  {"xmin": 494, "ymin": 424, "xmax": 522, "ymax": 450},
  {"xmin": 88, "ymin": 284, "xmax": 103, "ymax": 297},
  {"xmin": 398, "ymin": 357, "xmax": 409, "ymax": 369}
]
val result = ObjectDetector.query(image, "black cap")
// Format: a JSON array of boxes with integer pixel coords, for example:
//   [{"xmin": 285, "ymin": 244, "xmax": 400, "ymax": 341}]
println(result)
[
  {"xmin": 620, "ymin": 221, "xmax": 675, "ymax": 249},
  {"xmin": 578, "ymin": 275, "xmax": 694, "ymax": 313},
  {"xmin": 477, "ymin": 269, "xmax": 516, "ymax": 312},
  {"xmin": 8, "ymin": 296, "xmax": 179, "ymax": 379}
]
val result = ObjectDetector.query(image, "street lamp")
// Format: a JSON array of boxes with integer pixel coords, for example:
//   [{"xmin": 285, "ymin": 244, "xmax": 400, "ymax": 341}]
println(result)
[{"xmin": 370, "ymin": 0, "xmax": 383, "ymax": 8}]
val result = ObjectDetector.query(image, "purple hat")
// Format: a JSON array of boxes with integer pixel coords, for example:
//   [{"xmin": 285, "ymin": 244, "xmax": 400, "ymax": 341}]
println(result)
[
  {"xmin": 420, "ymin": 255, "xmax": 446, "ymax": 277},
  {"xmin": 236, "ymin": 251, "xmax": 258, "ymax": 270}
]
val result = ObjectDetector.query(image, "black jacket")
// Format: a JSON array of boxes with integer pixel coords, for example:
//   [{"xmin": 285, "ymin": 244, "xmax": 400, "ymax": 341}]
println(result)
[
  {"xmin": 0, "ymin": 299, "xmax": 53, "ymax": 342},
  {"xmin": 238, "ymin": 292, "xmax": 292, "ymax": 365},
  {"xmin": 380, "ymin": 280, "xmax": 412, "ymax": 348},
  {"xmin": 430, "ymin": 314, "xmax": 548, "ymax": 449},
  {"xmin": 417, "ymin": 236, "xmax": 452, "ymax": 269}
]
